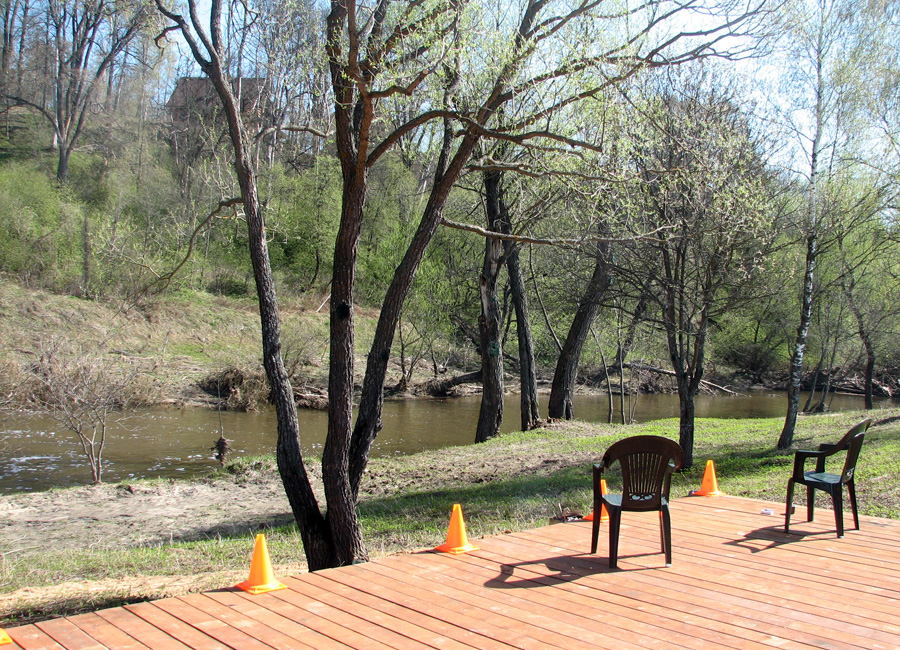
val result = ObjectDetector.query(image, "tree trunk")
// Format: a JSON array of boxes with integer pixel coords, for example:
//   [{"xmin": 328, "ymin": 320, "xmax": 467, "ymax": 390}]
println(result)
[
  {"xmin": 506, "ymin": 242, "xmax": 539, "ymax": 430},
  {"xmin": 496, "ymin": 185, "xmax": 539, "ymax": 430},
  {"xmin": 677, "ymin": 378, "xmax": 696, "ymax": 469},
  {"xmin": 548, "ymin": 243, "xmax": 611, "ymax": 419},
  {"xmin": 207, "ymin": 67, "xmax": 333, "ymax": 570},
  {"xmin": 845, "ymin": 286, "xmax": 876, "ymax": 410},
  {"xmin": 812, "ymin": 339, "xmax": 840, "ymax": 413},
  {"xmin": 802, "ymin": 356, "xmax": 822, "ymax": 412},
  {"xmin": 81, "ymin": 211, "xmax": 91, "ymax": 296},
  {"xmin": 475, "ymin": 169, "xmax": 506, "ymax": 443},
  {"xmin": 323, "ymin": 170, "xmax": 367, "ymax": 566},
  {"xmin": 863, "ymin": 349, "xmax": 875, "ymax": 409},
  {"xmin": 56, "ymin": 145, "xmax": 71, "ymax": 183},
  {"xmin": 779, "ymin": 234, "xmax": 817, "ymax": 449}
]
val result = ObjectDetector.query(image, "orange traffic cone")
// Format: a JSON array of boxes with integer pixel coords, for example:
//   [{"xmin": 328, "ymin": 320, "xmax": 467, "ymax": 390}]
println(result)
[
  {"xmin": 0, "ymin": 627, "xmax": 11, "ymax": 645},
  {"xmin": 235, "ymin": 533, "xmax": 287, "ymax": 594},
  {"xmin": 436, "ymin": 504, "xmax": 478, "ymax": 554},
  {"xmin": 584, "ymin": 479, "xmax": 610, "ymax": 522},
  {"xmin": 691, "ymin": 460, "xmax": 723, "ymax": 497}
]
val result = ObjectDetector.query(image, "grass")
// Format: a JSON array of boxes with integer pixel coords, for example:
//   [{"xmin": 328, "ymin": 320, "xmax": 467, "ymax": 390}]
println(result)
[{"xmin": 2, "ymin": 407, "xmax": 900, "ymax": 627}]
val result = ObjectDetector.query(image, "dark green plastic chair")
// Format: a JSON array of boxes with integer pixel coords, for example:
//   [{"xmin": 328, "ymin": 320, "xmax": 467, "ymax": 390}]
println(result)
[
  {"xmin": 591, "ymin": 435, "xmax": 683, "ymax": 569},
  {"xmin": 784, "ymin": 418, "xmax": 872, "ymax": 538}
]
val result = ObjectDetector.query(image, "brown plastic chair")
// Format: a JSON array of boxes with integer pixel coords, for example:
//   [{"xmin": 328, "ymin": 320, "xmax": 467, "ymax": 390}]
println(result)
[
  {"xmin": 785, "ymin": 418, "xmax": 872, "ymax": 538},
  {"xmin": 591, "ymin": 435, "xmax": 684, "ymax": 569}
]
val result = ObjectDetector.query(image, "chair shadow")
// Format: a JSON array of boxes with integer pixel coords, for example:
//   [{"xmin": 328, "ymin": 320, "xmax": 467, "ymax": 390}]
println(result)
[
  {"xmin": 723, "ymin": 520, "xmax": 836, "ymax": 553},
  {"xmin": 484, "ymin": 551, "xmax": 663, "ymax": 589}
]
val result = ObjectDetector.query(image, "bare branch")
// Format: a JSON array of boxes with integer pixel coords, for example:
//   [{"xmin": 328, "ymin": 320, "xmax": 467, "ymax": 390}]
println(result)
[
  {"xmin": 440, "ymin": 217, "xmax": 674, "ymax": 246},
  {"xmin": 141, "ymin": 197, "xmax": 244, "ymax": 295}
]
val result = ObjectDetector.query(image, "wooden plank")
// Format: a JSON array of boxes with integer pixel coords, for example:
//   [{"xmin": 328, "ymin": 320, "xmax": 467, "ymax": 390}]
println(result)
[
  {"xmin": 266, "ymin": 576, "xmax": 429, "ymax": 649},
  {"xmin": 213, "ymin": 585, "xmax": 381, "ymax": 650},
  {"xmin": 523, "ymin": 503, "xmax": 900, "ymax": 648},
  {"xmin": 93, "ymin": 608, "xmax": 194, "ymax": 650},
  {"xmin": 349, "ymin": 559, "xmax": 585, "ymax": 650},
  {"xmin": 201, "ymin": 590, "xmax": 340, "ymax": 650},
  {"xmin": 32, "ymin": 620, "xmax": 105, "ymax": 650},
  {"xmin": 149, "ymin": 596, "xmax": 273, "ymax": 650},
  {"xmin": 124, "ymin": 601, "xmax": 232, "ymax": 650},
  {"xmin": 4, "ymin": 625, "xmax": 67, "ymax": 650},
  {"xmin": 315, "ymin": 565, "xmax": 517, "ymax": 650},
  {"xmin": 558, "ymin": 505, "xmax": 900, "ymax": 618},
  {"xmin": 318, "ymin": 559, "xmax": 532, "ymax": 650},
  {"xmin": 420, "ymin": 544, "xmax": 783, "ymax": 650},
  {"xmin": 453, "ymin": 536, "xmax": 799, "ymax": 650},
  {"xmin": 370, "ymin": 554, "xmax": 649, "ymax": 650},
  {"xmin": 482, "ymin": 527, "xmax": 852, "ymax": 650},
  {"xmin": 176, "ymin": 592, "xmax": 324, "ymax": 650},
  {"xmin": 285, "ymin": 572, "xmax": 478, "ymax": 650},
  {"xmin": 562, "ymin": 500, "xmax": 900, "ymax": 595},
  {"xmin": 66, "ymin": 613, "xmax": 152, "ymax": 650}
]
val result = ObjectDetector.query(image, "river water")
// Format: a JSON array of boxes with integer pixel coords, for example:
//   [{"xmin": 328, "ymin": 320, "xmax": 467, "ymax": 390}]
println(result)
[{"xmin": 0, "ymin": 391, "xmax": 889, "ymax": 492}]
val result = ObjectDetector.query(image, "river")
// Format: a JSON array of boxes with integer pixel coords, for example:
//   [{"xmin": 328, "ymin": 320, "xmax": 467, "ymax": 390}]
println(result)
[{"xmin": 0, "ymin": 391, "xmax": 890, "ymax": 492}]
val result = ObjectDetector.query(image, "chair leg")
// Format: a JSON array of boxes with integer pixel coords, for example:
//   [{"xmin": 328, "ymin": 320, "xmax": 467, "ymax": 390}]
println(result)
[
  {"xmin": 785, "ymin": 479, "xmax": 795, "ymax": 533},
  {"xmin": 660, "ymin": 506, "xmax": 673, "ymax": 567},
  {"xmin": 847, "ymin": 481, "xmax": 860, "ymax": 531},
  {"xmin": 832, "ymin": 485, "xmax": 844, "ymax": 538},
  {"xmin": 658, "ymin": 510, "xmax": 666, "ymax": 554},
  {"xmin": 609, "ymin": 508, "xmax": 621, "ymax": 570},
  {"xmin": 806, "ymin": 484, "xmax": 815, "ymax": 522},
  {"xmin": 591, "ymin": 465, "xmax": 601, "ymax": 555}
]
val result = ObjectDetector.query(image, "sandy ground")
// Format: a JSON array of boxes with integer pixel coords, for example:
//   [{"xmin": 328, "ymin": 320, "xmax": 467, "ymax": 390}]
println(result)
[
  {"xmin": 0, "ymin": 471, "xmax": 305, "ymax": 626},
  {"xmin": 0, "ymin": 476, "xmax": 295, "ymax": 555}
]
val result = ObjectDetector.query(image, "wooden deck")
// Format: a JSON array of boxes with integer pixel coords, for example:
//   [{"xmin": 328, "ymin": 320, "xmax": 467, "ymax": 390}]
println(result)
[{"xmin": 5, "ymin": 495, "xmax": 900, "ymax": 649}]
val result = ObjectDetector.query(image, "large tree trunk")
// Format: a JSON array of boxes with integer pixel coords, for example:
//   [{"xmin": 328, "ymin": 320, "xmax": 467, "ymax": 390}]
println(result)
[
  {"xmin": 779, "ymin": 234, "xmax": 817, "ymax": 449},
  {"xmin": 676, "ymin": 377, "xmax": 697, "ymax": 469},
  {"xmin": 667, "ymin": 332, "xmax": 707, "ymax": 469},
  {"xmin": 56, "ymin": 145, "xmax": 71, "ymax": 183},
  {"xmin": 475, "ymin": 169, "xmax": 506, "ymax": 443},
  {"xmin": 323, "ymin": 170, "xmax": 367, "ymax": 566},
  {"xmin": 548, "ymin": 244, "xmax": 611, "ymax": 419}
]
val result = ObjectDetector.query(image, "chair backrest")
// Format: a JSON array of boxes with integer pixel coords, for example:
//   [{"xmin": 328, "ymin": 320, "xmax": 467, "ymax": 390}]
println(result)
[
  {"xmin": 601, "ymin": 435, "xmax": 684, "ymax": 511},
  {"xmin": 837, "ymin": 419, "xmax": 871, "ymax": 483}
]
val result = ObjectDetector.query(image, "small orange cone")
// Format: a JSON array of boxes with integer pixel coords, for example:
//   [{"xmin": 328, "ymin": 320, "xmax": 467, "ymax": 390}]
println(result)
[
  {"xmin": 585, "ymin": 479, "xmax": 610, "ymax": 522},
  {"xmin": 235, "ymin": 533, "xmax": 287, "ymax": 594},
  {"xmin": 691, "ymin": 460, "xmax": 723, "ymax": 497},
  {"xmin": 0, "ymin": 628, "xmax": 12, "ymax": 645},
  {"xmin": 435, "ymin": 504, "xmax": 478, "ymax": 554}
]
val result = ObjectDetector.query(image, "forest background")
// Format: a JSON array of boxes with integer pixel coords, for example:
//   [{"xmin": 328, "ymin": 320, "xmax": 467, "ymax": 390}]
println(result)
[{"xmin": 1, "ymin": 0, "xmax": 900, "ymax": 568}]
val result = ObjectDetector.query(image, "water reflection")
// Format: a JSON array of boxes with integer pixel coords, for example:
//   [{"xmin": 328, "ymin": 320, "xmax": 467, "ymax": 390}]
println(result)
[{"xmin": 0, "ymin": 391, "xmax": 890, "ymax": 492}]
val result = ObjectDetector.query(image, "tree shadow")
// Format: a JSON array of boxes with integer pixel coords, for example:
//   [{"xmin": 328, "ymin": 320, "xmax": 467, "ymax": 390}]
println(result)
[{"xmin": 161, "ymin": 512, "xmax": 297, "ymax": 545}]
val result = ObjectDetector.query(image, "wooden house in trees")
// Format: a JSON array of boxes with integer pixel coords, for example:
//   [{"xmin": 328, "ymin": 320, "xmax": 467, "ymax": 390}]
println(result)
[{"xmin": 165, "ymin": 77, "xmax": 273, "ymax": 167}]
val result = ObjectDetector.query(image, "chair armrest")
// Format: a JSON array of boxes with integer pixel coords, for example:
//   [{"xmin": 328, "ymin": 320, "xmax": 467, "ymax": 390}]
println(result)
[
  {"xmin": 814, "ymin": 442, "xmax": 843, "ymax": 471},
  {"xmin": 792, "ymin": 449, "xmax": 825, "ymax": 480}
]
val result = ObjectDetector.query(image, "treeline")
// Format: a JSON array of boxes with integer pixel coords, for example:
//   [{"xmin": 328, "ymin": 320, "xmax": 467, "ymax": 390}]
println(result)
[{"xmin": 2, "ymin": 0, "xmax": 899, "ymax": 566}]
